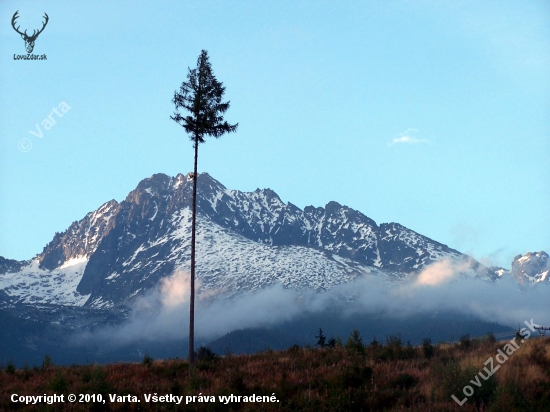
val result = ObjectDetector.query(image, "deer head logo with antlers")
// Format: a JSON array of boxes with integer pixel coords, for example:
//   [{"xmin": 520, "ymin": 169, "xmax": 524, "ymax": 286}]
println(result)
[{"xmin": 11, "ymin": 11, "xmax": 49, "ymax": 54}]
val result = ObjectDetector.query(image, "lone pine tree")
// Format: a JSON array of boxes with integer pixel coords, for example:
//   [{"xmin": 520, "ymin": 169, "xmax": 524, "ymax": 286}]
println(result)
[
  {"xmin": 315, "ymin": 328, "xmax": 326, "ymax": 348},
  {"xmin": 171, "ymin": 50, "xmax": 237, "ymax": 369}
]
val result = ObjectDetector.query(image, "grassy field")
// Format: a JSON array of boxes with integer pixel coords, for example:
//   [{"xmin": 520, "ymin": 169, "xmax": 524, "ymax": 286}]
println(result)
[{"xmin": 1, "ymin": 333, "xmax": 549, "ymax": 411}]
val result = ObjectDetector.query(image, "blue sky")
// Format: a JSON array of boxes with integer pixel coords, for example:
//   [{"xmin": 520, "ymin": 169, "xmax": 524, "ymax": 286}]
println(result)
[{"xmin": 1, "ymin": 0, "xmax": 549, "ymax": 268}]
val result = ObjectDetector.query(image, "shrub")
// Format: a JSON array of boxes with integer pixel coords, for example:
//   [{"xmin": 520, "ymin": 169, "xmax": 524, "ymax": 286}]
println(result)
[
  {"xmin": 341, "ymin": 365, "xmax": 372, "ymax": 388},
  {"xmin": 386, "ymin": 333, "xmax": 403, "ymax": 349},
  {"xmin": 529, "ymin": 341, "xmax": 548, "ymax": 367},
  {"xmin": 195, "ymin": 346, "xmax": 219, "ymax": 372},
  {"xmin": 195, "ymin": 345, "xmax": 218, "ymax": 362},
  {"xmin": 287, "ymin": 344, "xmax": 301, "ymax": 353},
  {"xmin": 84, "ymin": 365, "xmax": 110, "ymax": 395},
  {"xmin": 489, "ymin": 379, "xmax": 528, "ymax": 412},
  {"xmin": 22, "ymin": 363, "xmax": 32, "ymax": 380},
  {"xmin": 170, "ymin": 380, "xmax": 183, "ymax": 396},
  {"xmin": 5, "ymin": 360, "xmax": 16, "ymax": 375},
  {"xmin": 345, "ymin": 328, "xmax": 364, "ymax": 355},
  {"xmin": 42, "ymin": 354, "xmax": 53, "ymax": 370},
  {"xmin": 468, "ymin": 367, "xmax": 498, "ymax": 407},
  {"xmin": 431, "ymin": 360, "xmax": 469, "ymax": 401},
  {"xmin": 157, "ymin": 360, "xmax": 188, "ymax": 379},
  {"xmin": 392, "ymin": 373, "xmax": 418, "ymax": 389},
  {"xmin": 229, "ymin": 371, "xmax": 247, "ymax": 393},
  {"xmin": 486, "ymin": 331, "xmax": 496, "ymax": 344},
  {"xmin": 422, "ymin": 337, "xmax": 434, "ymax": 359},
  {"xmin": 81, "ymin": 366, "xmax": 92, "ymax": 383},
  {"xmin": 49, "ymin": 370, "xmax": 68, "ymax": 392},
  {"xmin": 377, "ymin": 333, "xmax": 412, "ymax": 360},
  {"xmin": 403, "ymin": 340, "xmax": 416, "ymax": 359},
  {"xmin": 459, "ymin": 334, "xmax": 471, "ymax": 350},
  {"xmin": 431, "ymin": 360, "xmax": 496, "ymax": 406},
  {"xmin": 376, "ymin": 347, "xmax": 394, "ymax": 362},
  {"xmin": 142, "ymin": 352, "xmax": 154, "ymax": 367}
]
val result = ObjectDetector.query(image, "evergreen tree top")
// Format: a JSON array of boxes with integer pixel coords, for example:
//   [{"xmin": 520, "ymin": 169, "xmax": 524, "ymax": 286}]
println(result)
[{"xmin": 171, "ymin": 50, "xmax": 238, "ymax": 144}]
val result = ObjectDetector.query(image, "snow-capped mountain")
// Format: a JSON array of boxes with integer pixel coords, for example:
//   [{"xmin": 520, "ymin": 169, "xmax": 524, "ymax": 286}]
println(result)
[{"xmin": 0, "ymin": 172, "xmax": 500, "ymax": 310}]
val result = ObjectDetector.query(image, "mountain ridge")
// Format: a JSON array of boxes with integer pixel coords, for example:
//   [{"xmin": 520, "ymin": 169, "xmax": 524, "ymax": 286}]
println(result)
[{"xmin": 0, "ymin": 172, "xmax": 546, "ymax": 312}]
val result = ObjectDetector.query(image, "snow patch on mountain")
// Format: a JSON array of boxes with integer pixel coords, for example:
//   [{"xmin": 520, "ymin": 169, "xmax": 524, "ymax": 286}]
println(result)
[
  {"xmin": 0, "ymin": 257, "xmax": 90, "ymax": 306},
  {"xmin": 87, "ymin": 207, "xmax": 383, "ymax": 308}
]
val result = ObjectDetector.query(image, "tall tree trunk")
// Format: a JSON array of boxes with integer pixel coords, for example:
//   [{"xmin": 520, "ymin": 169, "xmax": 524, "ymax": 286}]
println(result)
[{"xmin": 189, "ymin": 138, "xmax": 199, "ymax": 372}]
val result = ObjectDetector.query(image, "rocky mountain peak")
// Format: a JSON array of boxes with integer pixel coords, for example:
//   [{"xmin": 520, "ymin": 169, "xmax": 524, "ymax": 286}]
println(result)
[
  {"xmin": 37, "ymin": 199, "xmax": 120, "ymax": 270},
  {"xmin": 511, "ymin": 251, "xmax": 550, "ymax": 284}
]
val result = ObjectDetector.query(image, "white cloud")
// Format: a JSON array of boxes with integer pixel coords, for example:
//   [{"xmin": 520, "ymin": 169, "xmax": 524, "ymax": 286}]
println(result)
[
  {"xmin": 414, "ymin": 259, "xmax": 462, "ymax": 286},
  {"xmin": 391, "ymin": 136, "xmax": 428, "ymax": 145},
  {"xmin": 389, "ymin": 128, "xmax": 428, "ymax": 146}
]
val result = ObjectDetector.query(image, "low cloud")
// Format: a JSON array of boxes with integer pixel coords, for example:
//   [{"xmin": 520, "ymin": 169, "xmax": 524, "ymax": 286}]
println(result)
[
  {"xmin": 76, "ymin": 260, "xmax": 549, "ymax": 349},
  {"xmin": 160, "ymin": 270, "xmax": 192, "ymax": 307},
  {"xmin": 414, "ymin": 259, "xmax": 465, "ymax": 285}
]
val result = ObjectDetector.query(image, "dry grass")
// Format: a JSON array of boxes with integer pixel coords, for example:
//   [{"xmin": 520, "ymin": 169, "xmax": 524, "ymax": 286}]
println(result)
[{"xmin": 1, "ymin": 336, "xmax": 549, "ymax": 411}]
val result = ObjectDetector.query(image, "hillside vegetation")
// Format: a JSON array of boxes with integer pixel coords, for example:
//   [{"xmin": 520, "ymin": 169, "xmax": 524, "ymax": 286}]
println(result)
[{"xmin": 1, "ymin": 333, "xmax": 549, "ymax": 411}]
